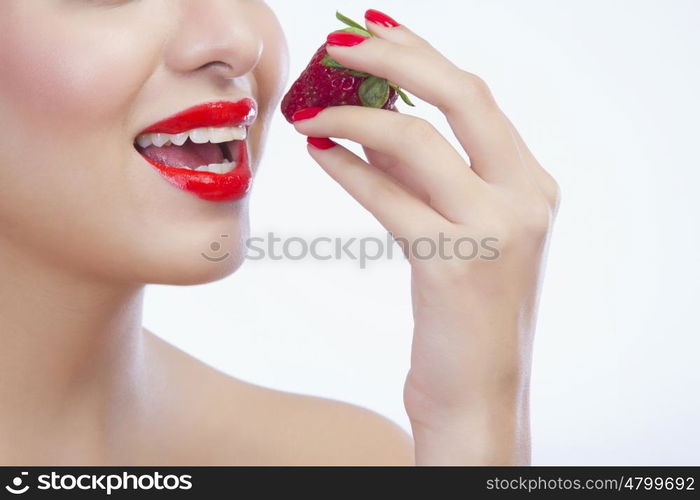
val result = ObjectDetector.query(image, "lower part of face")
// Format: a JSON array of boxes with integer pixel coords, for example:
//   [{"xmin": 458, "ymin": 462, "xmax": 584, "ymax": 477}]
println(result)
[{"xmin": 0, "ymin": 0, "xmax": 288, "ymax": 286}]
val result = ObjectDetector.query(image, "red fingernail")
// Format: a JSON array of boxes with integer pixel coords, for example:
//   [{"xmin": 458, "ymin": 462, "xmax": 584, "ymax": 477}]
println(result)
[
  {"xmin": 326, "ymin": 32, "xmax": 369, "ymax": 47},
  {"xmin": 292, "ymin": 107, "xmax": 325, "ymax": 123},
  {"xmin": 307, "ymin": 137, "xmax": 337, "ymax": 150},
  {"xmin": 365, "ymin": 9, "xmax": 400, "ymax": 28}
]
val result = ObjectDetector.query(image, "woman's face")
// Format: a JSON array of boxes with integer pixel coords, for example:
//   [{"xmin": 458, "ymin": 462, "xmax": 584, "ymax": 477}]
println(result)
[{"xmin": 0, "ymin": 0, "xmax": 288, "ymax": 285}]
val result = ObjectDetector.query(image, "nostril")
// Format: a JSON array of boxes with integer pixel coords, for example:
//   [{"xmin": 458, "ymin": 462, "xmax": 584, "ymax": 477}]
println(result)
[
  {"xmin": 199, "ymin": 60, "xmax": 229, "ymax": 70},
  {"xmin": 198, "ymin": 60, "xmax": 235, "ymax": 76}
]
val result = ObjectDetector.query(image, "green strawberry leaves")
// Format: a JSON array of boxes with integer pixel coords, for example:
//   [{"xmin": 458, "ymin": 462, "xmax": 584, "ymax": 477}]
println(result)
[
  {"xmin": 336, "ymin": 11, "xmax": 370, "ymax": 33},
  {"xmin": 338, "ymin": 27, "xmax": 372, "ymax": 38},
  {"xmin": 320, "ymin": 54, "xmax": 371, "ymax": 78},
  {"xmin": 359, "ymin": 77, "xmax": 391, "ymax": 108},
  {"xmin": 320, "ymin": 11, "xmax": 416, "ymax": 109},
  {"xmin": 389, "ymin": 82, "xmax": 416, "ymax": 107}
]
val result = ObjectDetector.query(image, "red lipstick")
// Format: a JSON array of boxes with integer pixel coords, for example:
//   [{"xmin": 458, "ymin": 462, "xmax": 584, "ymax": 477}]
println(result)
[
  {"xmin": 136, "ymin": 99, "xmax": 257, "ymax": 203},
  {"xmin": 141, "ymin": 99, "xmax": 257, "ymax": 134}
]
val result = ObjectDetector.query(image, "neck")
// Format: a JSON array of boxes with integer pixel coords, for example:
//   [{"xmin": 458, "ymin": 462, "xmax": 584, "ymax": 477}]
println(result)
[{"xmin": 0, "ymin": 240, "xmax": 147, "ymax": 461}]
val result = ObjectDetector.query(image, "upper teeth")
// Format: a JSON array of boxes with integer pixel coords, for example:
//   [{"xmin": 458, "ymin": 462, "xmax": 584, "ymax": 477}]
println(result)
[{"xmin": 136, "ymin": 126, "xmax": 247, "ymax": 148}]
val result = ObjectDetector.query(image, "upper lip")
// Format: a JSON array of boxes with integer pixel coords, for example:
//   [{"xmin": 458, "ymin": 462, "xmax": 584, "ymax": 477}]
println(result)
[{"xmin": 137, "ymin": 98, "xmax": 258, "ymax": 136}]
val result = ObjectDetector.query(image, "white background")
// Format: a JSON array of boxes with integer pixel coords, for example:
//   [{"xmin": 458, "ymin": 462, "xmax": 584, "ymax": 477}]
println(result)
[{"xmin": 144, "ymin": 0, "xmax": 700, "ymax": 465}]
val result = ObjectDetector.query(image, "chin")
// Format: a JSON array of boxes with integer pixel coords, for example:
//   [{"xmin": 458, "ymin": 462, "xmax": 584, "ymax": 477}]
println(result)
[
  {"xmin": 141, "ymin": 216, "xmax": 250, "ymax": 286},
  {"xmin": 148, "ymin": 251, "xmax": 247, "ymax": 286},
  {"xmin": 79, "ymin": 206, "xmax": 253, "ymax": 287},
  {"xmin": 126, "ymin": 238, "xmax": 247, "ymax": 287}
]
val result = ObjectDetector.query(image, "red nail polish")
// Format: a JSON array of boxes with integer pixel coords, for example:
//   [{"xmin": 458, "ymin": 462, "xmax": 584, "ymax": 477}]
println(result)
[
  {"xmin": 307, "ymin": 137, "xmax": 337, "ymax": 150},
  {"xmin": 326, "ymin": 32, "xmax": 369, "ymax": 47},
  {"xmin": 365, "ymin": 9, "xmax": 400, "ymax": 28},
  {"xmin": 292, "ymin": 107, "xmax": 325, "ymax": 123}
]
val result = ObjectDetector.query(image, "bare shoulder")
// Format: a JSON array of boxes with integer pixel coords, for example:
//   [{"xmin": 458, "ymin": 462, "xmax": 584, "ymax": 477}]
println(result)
[
  {"xmin": 143, "ymin": 330, "xmax": 414, "ymax": 466},
  {"xmin": 256, "ymin": 387, "xmax": 416, "ymax": 466}
]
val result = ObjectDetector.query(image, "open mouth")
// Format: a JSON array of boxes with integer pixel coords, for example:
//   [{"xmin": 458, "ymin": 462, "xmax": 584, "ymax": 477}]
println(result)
[
  {"xmin": 134, "ymin": 126, "xmax": 246, "ymax": 175},
  {"xmin": 134, "ymin": 98, "xmax": 257, "ymax": 202}
]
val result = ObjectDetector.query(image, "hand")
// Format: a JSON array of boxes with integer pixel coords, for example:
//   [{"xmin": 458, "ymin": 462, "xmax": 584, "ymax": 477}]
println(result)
[{"xmin": 292, "ymin": 12, "xmax": 560, "ymax": 465}]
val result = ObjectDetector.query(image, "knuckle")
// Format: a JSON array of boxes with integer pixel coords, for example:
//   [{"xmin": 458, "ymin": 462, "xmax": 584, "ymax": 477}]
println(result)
[
  {"xmin": 457, "ymin": 71, "xmax": 495, "ymax": 104},
  {"xmin": 467, "ymin": 200, "xmax": 555, "ymax": 258},
  {"xmin": 544, "ymin": 175, "xmax": 562, "ymax": 213},
  {"xmin": 401, "ymin": 117, "xmax": 438, "ymax": 144},
  {"xmin": 519, "ymin": 201, "xmax": 554, "ymax": 237},
  {"xmin": 533, "ymin": 165, "xmax": 561, "ymax": 212}
]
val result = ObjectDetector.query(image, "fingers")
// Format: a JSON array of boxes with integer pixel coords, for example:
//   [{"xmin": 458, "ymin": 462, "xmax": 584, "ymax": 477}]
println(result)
[
  {"xmin": 361, "ymin": 145, "xmax": 431, "ymax": 201},
  {"xmin": 364, "ymin": 12, "xmax": 433, "ymax": 49},
  {"xmin": 304, "ymin": 139, "xmax": 445, "ymax": 241},
  {"xmin": 326, "ymin": 23, "xmax": 534, "ymax": 189},
  {"xmin": 367, "ymin": 22, "xmax": 560, "ymax": 212},
  {"xmin": 293, "ymin": 106, "xmax": 486, "ymax": 223}
]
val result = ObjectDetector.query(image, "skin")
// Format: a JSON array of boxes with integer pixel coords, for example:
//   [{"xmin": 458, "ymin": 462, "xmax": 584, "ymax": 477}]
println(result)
[{"xmin": 0, "ymin": 0, "xmax": 558, "ymax": 465}]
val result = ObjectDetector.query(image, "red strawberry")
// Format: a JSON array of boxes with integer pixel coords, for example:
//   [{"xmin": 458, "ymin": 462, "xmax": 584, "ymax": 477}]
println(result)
[{"xmin": 281, "ymin": 12, "xmax": 414, "ymax": 123}]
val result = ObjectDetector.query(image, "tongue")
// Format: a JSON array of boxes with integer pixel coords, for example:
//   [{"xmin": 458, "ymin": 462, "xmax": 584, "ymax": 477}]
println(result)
[{"xmin": 139, "ymin": 140, "xmax": 225, "ymax": 169}]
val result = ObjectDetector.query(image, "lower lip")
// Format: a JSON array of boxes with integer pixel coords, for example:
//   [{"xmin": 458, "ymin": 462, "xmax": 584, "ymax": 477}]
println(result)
[{"xmin": 140, "ymin": 141, "xmax": 251, "ymax": 202}]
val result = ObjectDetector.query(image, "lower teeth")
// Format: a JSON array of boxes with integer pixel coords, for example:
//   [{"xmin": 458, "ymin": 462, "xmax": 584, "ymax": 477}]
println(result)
[{"xmin": 180, "ymin": 160, "xmax": 236, "ymax": 174}]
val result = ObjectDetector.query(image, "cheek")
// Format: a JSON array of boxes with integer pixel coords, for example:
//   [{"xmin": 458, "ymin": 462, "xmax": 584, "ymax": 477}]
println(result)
[
  {"xmin": 0, "ymin": 16, "xmax": 158, "ymax": 137},
  {"xmin": 0, "ymin": 6, "xmax": 165, "ymax": 215},
  {"xmin": 0, "ymin": 7, "xmax": 167, "ymax": 277},
  {"xmin": 247, "ymin": 6, "xmax": 289, "ymax": 166},
  {"xmin": 256, "ymin": 6, "xmax": 290, "ymax": 111}
]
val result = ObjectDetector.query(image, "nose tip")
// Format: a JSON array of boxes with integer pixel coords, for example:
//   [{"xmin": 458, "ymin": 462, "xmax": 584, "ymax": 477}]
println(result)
[{"xmin": 164, "ymin": 1, "xmax": 263, "ymax": 81}]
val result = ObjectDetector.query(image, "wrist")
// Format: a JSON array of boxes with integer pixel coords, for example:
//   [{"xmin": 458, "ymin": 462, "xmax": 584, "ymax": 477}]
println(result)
[
  {"xmin": 410, "ymin": 400, "xmax": 531, "ymax": 465},
  {"xmin": 405, "ymin": 380, "xmax": 531, "ymax": 465}
]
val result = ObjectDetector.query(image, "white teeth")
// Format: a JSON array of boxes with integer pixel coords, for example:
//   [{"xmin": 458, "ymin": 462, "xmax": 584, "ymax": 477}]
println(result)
[
  {"xmin": 230, "ymin": 128, "xmax": 246, "ymax": 141},
  {"xmin": 135, "ymin": 126, "xmax": 247, "ymax": 148},
  {"xmin": 195, "ymin": 161, "xmax": 236, "ymax": 174},
  {"xmin": 171, "ymin": 132, "xmax": 188, "ymax": 146},
  {"xmin": 189, "ymin": 128, "xmax": 210, "ymax": 144},
  {"xmin": 209, "ymin": 127, "xmax": 235, "ymax": 144},
  {"xmin": 136, "ymin": 135, "xmax": 153, "ymax": 148},
  {"xmin": 152, "ymin": 133, "xmax": 170, "ymax": 147}
]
